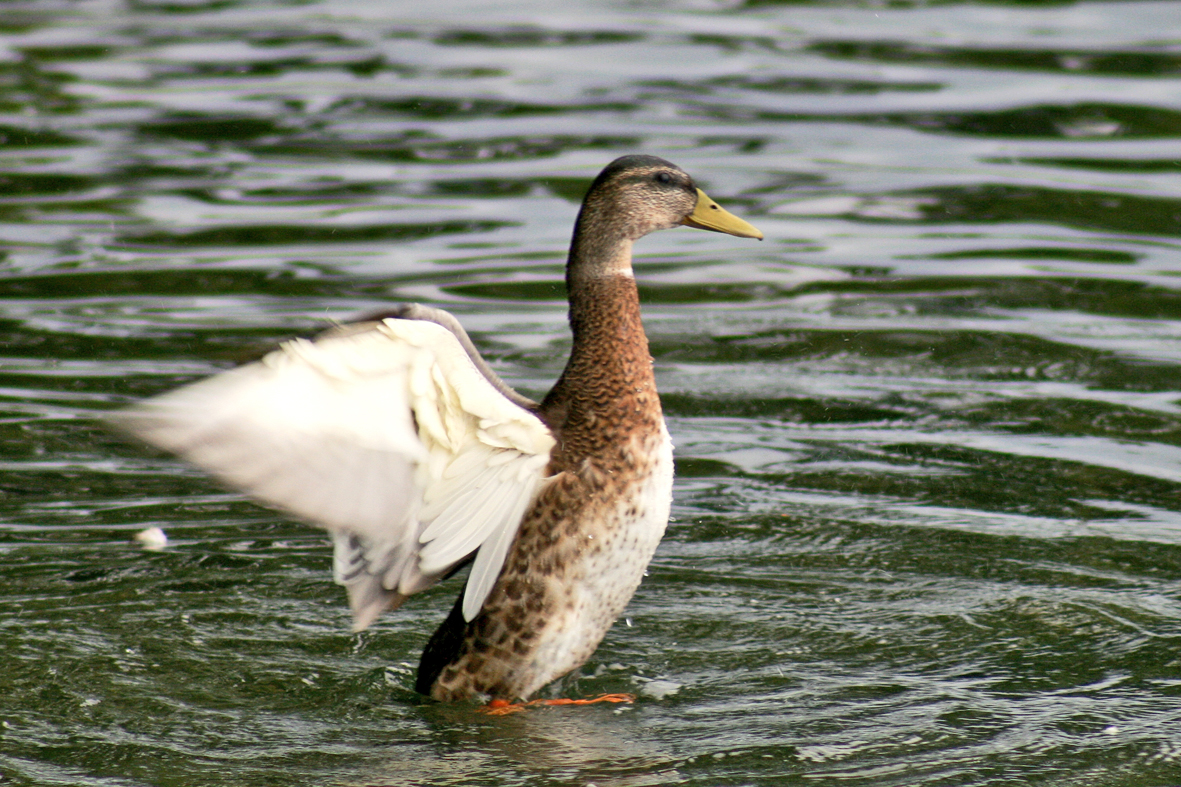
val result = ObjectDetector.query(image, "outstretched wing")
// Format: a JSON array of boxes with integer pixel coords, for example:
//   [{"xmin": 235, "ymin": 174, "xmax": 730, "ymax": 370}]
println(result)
[{"xmin": 114, "ymin": 317, "xmax": 555, "ymax": 629}]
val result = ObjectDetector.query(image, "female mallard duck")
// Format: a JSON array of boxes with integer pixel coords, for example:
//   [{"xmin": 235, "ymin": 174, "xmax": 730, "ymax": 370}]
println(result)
[{"xmin": 118, "ymin": 155, "xmax": 762, "ymax": 702}]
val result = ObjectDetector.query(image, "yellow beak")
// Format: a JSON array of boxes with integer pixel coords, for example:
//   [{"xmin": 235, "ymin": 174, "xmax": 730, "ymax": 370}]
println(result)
[{"xmin": 680, "ymin": 188, "xmax": 763, "ymax": 240}]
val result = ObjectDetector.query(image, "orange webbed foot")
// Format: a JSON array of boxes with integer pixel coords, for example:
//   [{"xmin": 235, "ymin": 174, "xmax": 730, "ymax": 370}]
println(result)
[{"xmin": 480, "ymin": 693, "xmax": 636, "ymax": 715}]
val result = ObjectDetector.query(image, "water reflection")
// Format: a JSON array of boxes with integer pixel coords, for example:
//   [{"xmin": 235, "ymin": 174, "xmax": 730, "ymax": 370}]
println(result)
[{"xmin": 365, "ymin": 703, "xmax": 685, "ymax": 787}]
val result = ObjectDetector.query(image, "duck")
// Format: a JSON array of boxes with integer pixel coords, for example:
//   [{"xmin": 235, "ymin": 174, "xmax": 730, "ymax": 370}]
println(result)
[{"xmin": 116, "ymin": 155, "xmax": 763, "ymax": 702}]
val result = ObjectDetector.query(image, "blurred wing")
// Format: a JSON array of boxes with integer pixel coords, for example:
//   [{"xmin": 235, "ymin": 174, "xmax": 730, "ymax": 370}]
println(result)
[{"xmin": 113, "ymin": 317, "xmax": 555, "ymax": 629}]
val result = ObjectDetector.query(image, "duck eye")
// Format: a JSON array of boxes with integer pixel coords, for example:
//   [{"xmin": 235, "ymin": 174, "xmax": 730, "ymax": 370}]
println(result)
[{"xmin": 654, "ymin": 172, "xmax": 673, "ymax": 185}]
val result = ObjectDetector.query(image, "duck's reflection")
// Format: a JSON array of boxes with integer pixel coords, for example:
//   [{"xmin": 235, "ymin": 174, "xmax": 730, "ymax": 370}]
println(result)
[{"xmin": 361, "ymin": 697, "xmax": 683, "ymax": 786}]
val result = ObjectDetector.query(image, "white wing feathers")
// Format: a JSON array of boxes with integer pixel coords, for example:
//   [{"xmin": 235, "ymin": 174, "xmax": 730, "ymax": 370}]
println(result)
[{"xmin": 115, "ymin": 317, "xmax": 555, "ymax": 629}]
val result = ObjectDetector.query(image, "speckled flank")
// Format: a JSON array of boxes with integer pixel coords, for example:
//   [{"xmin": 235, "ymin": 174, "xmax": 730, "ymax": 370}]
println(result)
[{"xmin": 429, "ymin": 270, "xmax": 674, "ymax": 701}]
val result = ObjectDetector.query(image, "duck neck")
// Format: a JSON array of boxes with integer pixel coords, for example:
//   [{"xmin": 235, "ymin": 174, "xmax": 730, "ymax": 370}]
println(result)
[
  {"xmin": 566, "ymin": 265, "xmax": 648, "ymax": 371},
  {"xmin": 564, "ymin": 221, "xmax": 649, "ymax": 384},
  {"xmin": 539, "ymin": 219, "xmax": 661, "ymax": 464}
]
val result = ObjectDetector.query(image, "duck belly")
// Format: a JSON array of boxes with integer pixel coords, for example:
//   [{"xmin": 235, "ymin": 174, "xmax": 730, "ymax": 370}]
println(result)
[
  {"xmin": 427, "ymin": 425, "xmax": 674, "ymax": 701},
  {"xmin": 523, "ymin": 431, "xmax": 674, "ymax": 696}
]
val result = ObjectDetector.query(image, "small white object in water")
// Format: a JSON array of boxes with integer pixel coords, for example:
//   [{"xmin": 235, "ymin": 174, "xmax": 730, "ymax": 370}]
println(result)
[
  {"xmin": 637, "ymin": 678, "xmax": 681, "ymax": 700},
  {"xmin": 134, "ymin": 527, "xmax": 168, "ymax": 550}
]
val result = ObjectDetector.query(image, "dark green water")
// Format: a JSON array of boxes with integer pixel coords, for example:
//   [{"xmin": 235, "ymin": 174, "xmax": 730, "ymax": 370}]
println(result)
[{"xmin": 2, "ymin": 0, "xmax": 1181, "ymax": 785}]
